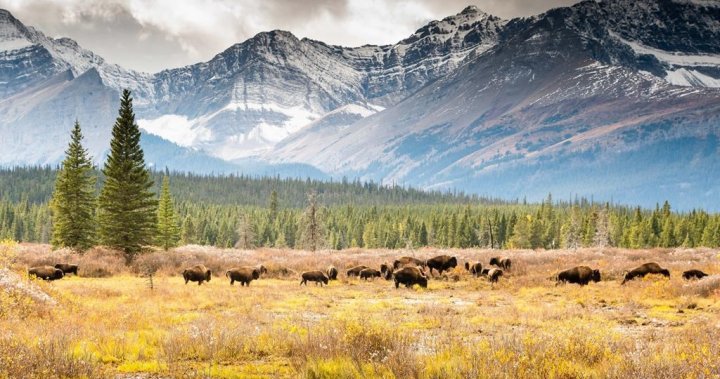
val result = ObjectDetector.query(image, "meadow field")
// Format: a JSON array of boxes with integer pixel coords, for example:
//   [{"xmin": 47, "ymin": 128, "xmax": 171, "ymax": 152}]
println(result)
[{"xmin": 2, "ymin": 243, "xmax": 720, "ymax": 378}]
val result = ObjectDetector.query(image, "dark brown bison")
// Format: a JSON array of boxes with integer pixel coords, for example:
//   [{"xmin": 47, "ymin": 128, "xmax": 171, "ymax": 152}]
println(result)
[
  {"xmin": 487, "ymin": 268, "xmax": 503, "ymax": 283},
  {"xmin": 347, "ymin": 265, "xmax": 369, "ymax": 277},
  {"xmin": 426, "ymin": 255, "xmax": 457, "ymax": 276},
  {"xmin": 392, "ymin": 257, "xmax": 426, "ymax": 269},
  {"xmin": 28, "ymin": 266, "xmax": 64, "ymax": 281},
  {"xmin": 327, "ymin": 266, "xmax": 338, "ymax": 280},
  {"xmin": 182, "ymin": 265, "xmax": 212, "ymax": 285},
  {"xmin": 480, "ymin": 268, "xmax": 491, "ymax": 276},
  {"xmin": 489, "ymin": 257, "xmax": 512, "ymax": 270},
  {"xmin": 682, "ymin": 269, "xmax": 708, "ymax": 280},
  {"xmin": 301, "ymin": 271, "xmax": 329, "ymax": 286},
  {"xmin": 556, "ymin": 266, "xmax": 601, "ymax": 286},
  {"xmin": 359, "ymin": 268, "xmax": 381, "ymax": 280},
  {"xmin": 393, "ymin": 267, "xmax": 428, "ymax": 289},
  {"xmin": 621, "ymin": 262, "xmax": 670, "ymax": 284},
  {"xmin": 465, "ymin": 262, "xmax": 483, "ymax": 277},
  {"xmin": 54, "ymin": 263, "xmax": 78, "ymax": 276},
  {"xmin": 226, "ymin": 267, "xmax": 260, "ymax": 286},
  {"xmin": 380, "ymin": 263, "xmax": 391, "ymax": 275}
]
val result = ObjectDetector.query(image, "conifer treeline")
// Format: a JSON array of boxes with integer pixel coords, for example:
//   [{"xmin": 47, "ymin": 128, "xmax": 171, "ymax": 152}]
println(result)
[{"xmin": 2, "ymin": 176, "xmax": 720, "ymax": 250}]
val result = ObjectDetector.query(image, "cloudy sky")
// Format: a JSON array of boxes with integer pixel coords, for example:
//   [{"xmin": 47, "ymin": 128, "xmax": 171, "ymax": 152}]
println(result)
[{"xmin": 1, "ymin": 0, "xmax": 579, "ymax": 73}]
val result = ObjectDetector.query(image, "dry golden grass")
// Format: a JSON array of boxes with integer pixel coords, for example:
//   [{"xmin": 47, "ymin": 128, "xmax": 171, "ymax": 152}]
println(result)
[{"xmin": 2, "ymin": 243, "xmax": 720, "ymax": 378}]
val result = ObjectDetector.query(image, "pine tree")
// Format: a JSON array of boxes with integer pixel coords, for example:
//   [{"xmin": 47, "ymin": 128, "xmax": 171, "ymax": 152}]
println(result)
[
  {"xmin": 298, "ymin": 190, "xmax": 324, "ymax": 251},
  {"xmin": 181, "ymin": 216, "xmax": 197, "ymax": 245},
  {"xmin": 235, "ymin": 214, "xmax": 256, "ymax": 249},
  {"xmin": 50, "ymin": 121, "xmax": 96, "ymax": 251},
  {"xmin": 269, "ymin": 189, "xmax": 279, "ymax": 222},
  {"xmin": 98, "ymin": 90, "xmax": 157, "ymax": 258},
  {"xmin": 156, "ymin": 176, "xmax": 180, "ymax": 250}
]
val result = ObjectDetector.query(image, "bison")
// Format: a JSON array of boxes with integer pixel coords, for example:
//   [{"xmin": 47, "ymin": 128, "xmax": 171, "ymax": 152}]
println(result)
[
  {"xmin": 621, "ymin": 262, "xmax": 670, "ymax": 284},
  {"xmin": 182, "ymin": 265, "xmax": 212, "ymax": 285},
  {"xmin": 359, "ymin": 268, "xmax": 382, "ymax": 280},
  {"xmin": 465, "ymin": 262, "xmax": 483, "ymax": 277},
  {"xmin": 487, "ymin": 268, "xmax": 503, "ymax": 283},
  {"xmin": 301, "ymin": 271, "xmax": 329, "ymax": 286},
  {"xmin": 426, "ymin": 255, "xmax": 457, "ymax": 276},
  {"xmin": 54, "ymin": 263, "xmax": 78, "ymax": 276},
  {"xmin": 393, "ymin": 266, "xmax": 428, "ymax": 289},
  {"xmin": 489, "ymin": 257, "xmax": 512, "ymax": 270},
  {"xmin": 327, "ymin": 266, "xmax": 338, "ymax": 280},
  {"xmin": 392, "ymin": 257, "xmax": 426, "ymax": 270},
  {"xmin": 682, "ymin": 269, "xmax": 708, "ymax": 280},
  {"xmin": 28, "ymin": 266, "xmax": 64, "ymax": 281},
  {"xmin": 347, "ymin": 265, "xmax": 369, "ymax": 277},
  {"xmin": 556, "ymin": 266, "xmax": 601, "ymax": 286},
  {"xmin": 226, "ymin": 267, "xmax": 260, "ymax": 286}
]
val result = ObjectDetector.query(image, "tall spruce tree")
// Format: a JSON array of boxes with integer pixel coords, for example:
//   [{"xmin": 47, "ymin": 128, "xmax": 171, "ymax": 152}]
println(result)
[
  {"xmin": 156, "ymin": 175, "xmax": 180, "ymax": 250},
  {"xmin": 298, "ymin": 190, "xmax": 324, "ymax": 251},
  {"xmin": 50, "ymin": 121, "xmax": 96, "ymax": 251},
  {"xmin": 98, "ymin": 90, "xmax": 157, "ymax": 258}
]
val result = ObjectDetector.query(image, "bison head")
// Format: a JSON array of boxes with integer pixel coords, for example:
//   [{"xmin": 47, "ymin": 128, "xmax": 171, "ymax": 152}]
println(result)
[
  {"xmin": 660, "ymin": 269, "xmax": 670, "ymax": 278},
  {"xmin": 592, "ymin": 269, "xmax": 601, "ymax": 283},
  {"xmin": 448, "ymin": 257, "xmax": 457, "ymax": 268},
  {"xmin": 205, "ymin": 270, "xmax": 212, "ymax": 281},
  {"xmin": 418, "ymin": 276, "xmax": 428, "ymax": 288},
  {"xmin": 489, "ymin": 257, "xmax": 500, "ymax": 266}
]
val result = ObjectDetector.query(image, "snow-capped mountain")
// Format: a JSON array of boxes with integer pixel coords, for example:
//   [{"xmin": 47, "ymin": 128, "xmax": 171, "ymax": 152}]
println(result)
[{"xmin": 2, "ymin": 1, "xmax": 720, "ymax": 208}]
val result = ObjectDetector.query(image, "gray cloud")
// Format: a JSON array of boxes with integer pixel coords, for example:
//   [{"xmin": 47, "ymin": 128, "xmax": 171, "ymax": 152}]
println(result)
[{"xmin": 0, "ymin": 0, "xmax": 579, "ymax": 73}]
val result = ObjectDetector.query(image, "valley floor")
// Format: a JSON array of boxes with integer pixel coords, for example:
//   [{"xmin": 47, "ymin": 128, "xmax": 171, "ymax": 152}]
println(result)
[{"xmin": 2, "ymin": 246, "xmax": 720, "ymax": 378}]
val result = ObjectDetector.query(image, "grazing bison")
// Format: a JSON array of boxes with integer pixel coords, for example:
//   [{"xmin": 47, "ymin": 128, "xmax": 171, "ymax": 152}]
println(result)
[
  {"xmin": 487, "ymin": 268, "xmax": 503, "ymax": 283},
  {"xmin": 392, "ymin": 257, "xmax": 426, "ymax": 270},
  {"xmin": 621, "ymin": 262, "xmax": 670, "ymax": 284},
  {"xmin": 327, "ymin": 266, "xmax": 338, "ymax": 280},
  {"xmin": 359, "ymin": 268, "xmax": 382, "ymax": 280},
  {"xmin": 301, "ymin": 271, "xmax": 329, "ymax": 286},
  {"xmin": 54, "ymin": 263, "xmax": 78, "ymax": 276},
  {"xmin": 489, "ymin": 257, "xmax": 512, "ymax": 270},
  {"xmin": 426, "ymin": 255, "xmax": 458, "ymax": 276},
  {"xmin": 347, "ymin": 265, "xmax": 369, "ymax": 277},
  {"xmin": 682, "ymin": 269, "xmax": 708, "ymax": 280},
  {"xmin": 465, "ymin": 262, "xmax": 483, "ymax": 277},
  {"xmin": 182, "ymin": 265, "xmax": 212, "ymax": 285},
  {"xmin": 393, "ymin": 267, "xmax": 428, "ymax": 289},
  {"xmin": 226, "ymin": 267, "xmax": 260, "ymax": 286},
  {"xmin": 557, "ymin": 266, "xmax": 601, "ymax": 286},
  {"xmin": 28, "ymin": 266, "xmax": 64, "ymax": 281}
]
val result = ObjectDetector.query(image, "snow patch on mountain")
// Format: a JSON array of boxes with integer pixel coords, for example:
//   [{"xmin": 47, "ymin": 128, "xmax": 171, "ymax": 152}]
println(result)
[
  {"xmin": 611, "ymin": 31, "xmax": 720, "ymax": 67},
  {"xmin": 138, "ymin": 114, "xmax": 211, "ymax": 147},
  {"xmin": 666, "ymin": 68, "xmax": 720, "ymax": 87},
  {"xmin": 0, "ymin": 38, "xmax": 30, "ymax": 51}
]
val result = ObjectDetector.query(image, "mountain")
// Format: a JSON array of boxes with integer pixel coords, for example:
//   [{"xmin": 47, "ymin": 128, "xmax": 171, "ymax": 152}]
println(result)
[
  {"xmin": 269, "ymin": 0, "xmax": 720, "ymax": 209},
  {"xmin": 2, "ymin": 1, "xmax": 720, "ymax": 208}
]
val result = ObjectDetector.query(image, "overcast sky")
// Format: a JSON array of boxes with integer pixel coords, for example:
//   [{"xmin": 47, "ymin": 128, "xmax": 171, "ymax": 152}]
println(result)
[{"xmin": 1, "ymin": 0, "xmax": 579, "ymax": 73}]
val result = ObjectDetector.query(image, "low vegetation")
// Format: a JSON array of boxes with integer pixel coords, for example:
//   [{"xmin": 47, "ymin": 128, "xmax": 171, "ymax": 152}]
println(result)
[{"xmin": 2, "ymin": 241, "xmax": 719, "ymax": 378}]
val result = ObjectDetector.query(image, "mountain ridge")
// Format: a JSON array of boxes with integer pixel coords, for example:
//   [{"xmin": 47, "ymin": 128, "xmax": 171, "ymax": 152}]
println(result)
[{"xmin": 2, "ymin": 1, "xmax": 720, "ymax": 208}]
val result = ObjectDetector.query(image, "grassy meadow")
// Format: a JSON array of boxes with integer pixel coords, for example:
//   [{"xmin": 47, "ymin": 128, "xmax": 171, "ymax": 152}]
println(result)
[{"xmin": 1, "ymin": 243, "xmax": 720, "ymax": 378}]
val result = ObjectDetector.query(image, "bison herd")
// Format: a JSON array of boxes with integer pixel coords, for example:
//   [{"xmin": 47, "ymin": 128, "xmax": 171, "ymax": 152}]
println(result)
[{"xmin": 26, "ymin": 257, "xmax": 713, "ymax": 291}]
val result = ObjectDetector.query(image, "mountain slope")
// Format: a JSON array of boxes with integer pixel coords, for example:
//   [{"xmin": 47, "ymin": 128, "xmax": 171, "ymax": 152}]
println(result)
[{"xmin": 269, "ymin": 0, "xmax": 720, "ymax": 209}]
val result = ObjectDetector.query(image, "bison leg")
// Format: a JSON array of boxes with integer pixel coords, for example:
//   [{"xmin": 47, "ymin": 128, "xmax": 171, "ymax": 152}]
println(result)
[{"xmin": 394, "ymin": 281, "xmax": 400, "ymax": 289}]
